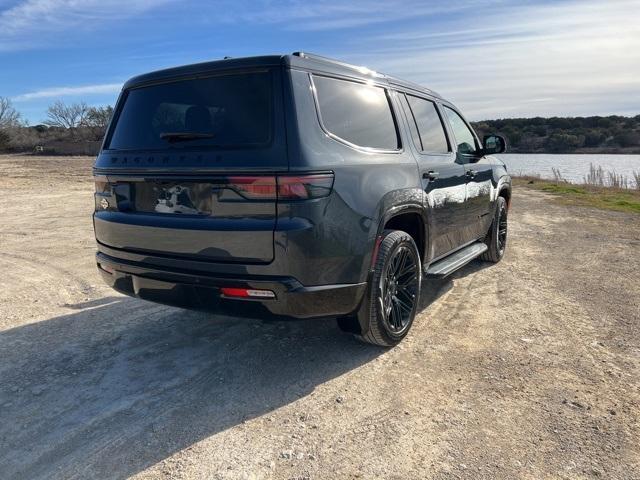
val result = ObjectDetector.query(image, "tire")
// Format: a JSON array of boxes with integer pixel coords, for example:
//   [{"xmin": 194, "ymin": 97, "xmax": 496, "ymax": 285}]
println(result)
[
  {"xmin": 338, "ymin": 230, "xmax": 422, "ymax": 347},
  {"xmin": 481, "ymin": 196, "xmax": 508, "ymax": 263}
]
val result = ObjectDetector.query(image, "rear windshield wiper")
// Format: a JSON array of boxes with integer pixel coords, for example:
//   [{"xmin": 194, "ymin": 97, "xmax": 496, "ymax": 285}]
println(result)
[{"xmin": 160, "ymin": 132, "xmax": 215, "ymax": 143}]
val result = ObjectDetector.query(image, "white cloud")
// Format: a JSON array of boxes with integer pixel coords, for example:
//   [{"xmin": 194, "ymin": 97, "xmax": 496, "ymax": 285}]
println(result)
[
  {"xmin": 0, "ymin": 0, "xmax": 171, "ymax": 50},
  {"xmin": 341, "ymin": 0, "xmax": 640, "ymax": 118},
  {"xmin": 198, "ymin": 0, "xmax": 640, "ymax": 118},
  {"xmin": 13, "ymin": 82, "xmax": 122, "ymax": 101},
  {"xmin": 211, "ymin": 0, "xmax": 492, "ymax": 30},
  {"xmin": 3, "ymin": 0, "xmax": 639, "ymax": 119}
]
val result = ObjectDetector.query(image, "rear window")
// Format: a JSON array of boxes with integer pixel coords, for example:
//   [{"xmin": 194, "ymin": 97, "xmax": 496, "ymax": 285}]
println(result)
[
  {"xmin": 107, "ymin": 71, "xmax": 272, "ymax": 150},
  {"xmin": 312, "ymin": 75, "xmax": 399, "ymax": 151}
]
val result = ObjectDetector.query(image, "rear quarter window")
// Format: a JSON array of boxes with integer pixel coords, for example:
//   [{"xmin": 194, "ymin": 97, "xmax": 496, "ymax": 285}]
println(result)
[{"xmin": 312, "ymin": 75, "xmax": 399, "ymax": 151}]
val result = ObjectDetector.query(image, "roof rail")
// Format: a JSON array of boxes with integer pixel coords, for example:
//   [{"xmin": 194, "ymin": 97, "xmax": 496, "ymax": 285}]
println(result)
[
  {"xmin": 291, "ymin": 51, "xmax": 440, "ymax": 98},
  {"xmin": 292, "ymin": 51, "xmax": 380, "ymax": 76},
  {"xmin": 386, "ymin": 75, "xmax": 441, "ymax": 98}
]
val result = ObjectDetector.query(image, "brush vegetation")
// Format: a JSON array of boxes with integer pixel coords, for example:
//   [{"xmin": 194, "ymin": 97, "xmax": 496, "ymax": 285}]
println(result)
[
  {"xmin": 515, "ymin": 165, "xmax": 640, "ymax": 214},
  {"xmin": 473, "ymin": 115, "xmax": 640, "ymax": 154}
]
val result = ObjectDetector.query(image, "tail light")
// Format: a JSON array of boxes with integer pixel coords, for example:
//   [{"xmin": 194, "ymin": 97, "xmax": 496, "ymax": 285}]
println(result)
[
  {"xmin": 226, "ymin": 173, "xmax": 334, "ymax": 200},
  {"xmin": 226, "ymin": 176, "xmax": 277, "ymax": 199},
  {"xmin": 278, "ymin": 173, "xmax": 334, "ymax": 200}
]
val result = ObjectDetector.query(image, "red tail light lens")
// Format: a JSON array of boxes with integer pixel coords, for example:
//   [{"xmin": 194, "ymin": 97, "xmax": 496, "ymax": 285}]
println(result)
[
  {"xmin": 226, "ymin": 176, "xmax": 277, "ymax": 199},
  {"xmin": 278, "ymin": 173, "xmax": 334, "ymax": 200},
  {"xmin": 226, "ymin": 173, "xmax": 334, "ymax": 200}
]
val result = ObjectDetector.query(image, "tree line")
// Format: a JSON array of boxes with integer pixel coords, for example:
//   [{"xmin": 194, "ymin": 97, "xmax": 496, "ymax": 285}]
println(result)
[
  {"xmin": 1, "ymin": 95, "xmax": 640, "ymax": 155},
  {"xmin": 472, "ymin": 115, "xmax": 640, "ymax": 154},
  {"xmin": 0, "ymin": 97, "xmax": 113, "ymax": 155}
]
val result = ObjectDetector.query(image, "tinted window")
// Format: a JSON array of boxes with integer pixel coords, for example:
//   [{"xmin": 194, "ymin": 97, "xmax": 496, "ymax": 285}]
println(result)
[
  {"xmin": 406, "ymin": 95, "xmax": 448, "ymax": 153},
  {"xmin": 108, "ymin": 72, "xmax": 272, "ymax": 150},
  {"xmin": 399, "ymin": 94, "xmax": 422, "ymax": 149},
  {"xmin": 444, "ymin": 106, "xmax": 478, "ymax": 155},
  {"xmin": 313, "ymin": 75, "xmax": 399, "ymax": 150}
]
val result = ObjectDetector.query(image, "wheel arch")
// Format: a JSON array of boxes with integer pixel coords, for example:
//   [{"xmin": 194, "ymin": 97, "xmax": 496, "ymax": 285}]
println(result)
[
  {"xmin": 376, "ymin": 205, "xmax": 428, "ymax": 263},
  {"xmin": 493, "ymin": 175, "xmax": 512, "ymax": 210}
]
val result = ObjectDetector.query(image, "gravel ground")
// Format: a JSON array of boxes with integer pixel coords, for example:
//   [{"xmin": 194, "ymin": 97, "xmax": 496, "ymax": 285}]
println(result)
[{"xmin": 0, "ymin": 154, "xmax": 639, "ymax": 479}]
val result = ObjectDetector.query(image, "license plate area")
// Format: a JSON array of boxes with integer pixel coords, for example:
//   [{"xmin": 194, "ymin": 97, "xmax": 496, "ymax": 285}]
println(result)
[{"xmin": 134, "ymin": 182, "xmax": 213, "ymax": 215}]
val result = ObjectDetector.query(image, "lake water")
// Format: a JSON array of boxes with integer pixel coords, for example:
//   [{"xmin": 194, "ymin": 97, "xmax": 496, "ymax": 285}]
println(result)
[{"xmin": 496, "ymin": 153, "xmax": 640, "ymax": 187}]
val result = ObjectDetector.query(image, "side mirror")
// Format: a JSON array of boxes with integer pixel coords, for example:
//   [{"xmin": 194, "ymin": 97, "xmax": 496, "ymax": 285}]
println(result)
[{"xmin": 482, "ymin": 134, "xmax": 506, "ymax": 155}]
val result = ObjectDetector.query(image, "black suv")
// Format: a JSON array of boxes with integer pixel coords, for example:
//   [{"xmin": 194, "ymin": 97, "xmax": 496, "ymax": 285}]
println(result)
[{"xmin": 93, "ymin": 52, "xmax": 511, "ymax": 346}]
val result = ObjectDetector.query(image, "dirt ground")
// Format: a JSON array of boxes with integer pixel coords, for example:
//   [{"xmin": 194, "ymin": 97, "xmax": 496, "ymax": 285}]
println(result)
[{"xmin": 1, "ymin": 154, "xmax": 639, "ymax": 480}]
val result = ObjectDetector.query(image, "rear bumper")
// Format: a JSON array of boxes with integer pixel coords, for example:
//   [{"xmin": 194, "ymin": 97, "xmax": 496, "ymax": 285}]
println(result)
[{"xmin": 96, "ymin": 252, "xmax": 366, "ymax": 319}]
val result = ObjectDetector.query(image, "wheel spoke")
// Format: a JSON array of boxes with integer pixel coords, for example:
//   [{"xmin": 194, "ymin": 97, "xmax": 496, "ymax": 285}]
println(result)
[
  {"xmin": 388, "ymin": 301, "xmax": 399, "ymax": 329},
  {"xmin": 395, "ymin": 295, "xmax": 412, "ymax": 313},
  {"xmin": 397, "ymin": 272, "xmax": 417, "ymax": 287},
  {"xmin": 395, "ymin": 248, "xmax": 407, "ymax": 276},
  {"xmin": 392, "ymin": 300, "xmax": 403, "ymax": 328},
  {"xmin": 396, "ymin": 287, "xmax": 414, "ymax": 304},
  {"xmin": 391, "ymin": 249, "xmax": 403, "ymax": 273},
  {"xmin": 397, "ymin": 261, "xmax": 416, "ymax": 279}
]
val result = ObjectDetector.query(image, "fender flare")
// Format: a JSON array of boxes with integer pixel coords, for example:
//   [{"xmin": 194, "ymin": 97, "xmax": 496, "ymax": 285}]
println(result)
[
  {"xmin": 374, "ymin": 203, "xmax": 429, "ymax": 262},
  {"xmin": 493, "ymin": 175, "xmax": 512, "ymax": 205}
]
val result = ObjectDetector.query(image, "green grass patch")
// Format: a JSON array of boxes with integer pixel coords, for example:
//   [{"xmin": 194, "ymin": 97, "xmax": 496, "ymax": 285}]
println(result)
[
  {"xmin": 539, "ymin": 184, "xmax": 588, "ymax": 195},
  {"xmin": 514, "ymin": 177, "xmax": 640, "ymax": 214}
]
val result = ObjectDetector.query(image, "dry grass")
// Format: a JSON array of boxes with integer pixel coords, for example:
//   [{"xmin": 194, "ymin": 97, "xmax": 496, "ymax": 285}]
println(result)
[
  {"xmin": 513, "ymin": 162, "xmax": 640, "ymax": 213},
  {"xmin": 583, "ymin": 163, "xmax": 639, "ymax": 190},
  {"xmin": 514, "ymin": 175, "xmax": 640, "ymax": 213}
]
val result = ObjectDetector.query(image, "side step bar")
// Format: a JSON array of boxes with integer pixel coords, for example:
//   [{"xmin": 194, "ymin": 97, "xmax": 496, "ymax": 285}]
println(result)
[{"xmin": 425, "ymin": 242, "xmax": 488, "ymax": 278}]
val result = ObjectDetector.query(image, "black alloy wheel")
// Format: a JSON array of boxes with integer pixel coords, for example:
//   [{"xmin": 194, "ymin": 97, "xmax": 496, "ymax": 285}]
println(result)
[{"xmin": 381, "ymin": 245, "xmax": 419, "ymax": 334}]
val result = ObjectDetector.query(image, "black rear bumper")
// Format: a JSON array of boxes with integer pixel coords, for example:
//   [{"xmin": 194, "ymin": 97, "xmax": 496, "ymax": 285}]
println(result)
[{"xmin": 96, "ymin": 252, "xmax": 366, "ymax": 319}]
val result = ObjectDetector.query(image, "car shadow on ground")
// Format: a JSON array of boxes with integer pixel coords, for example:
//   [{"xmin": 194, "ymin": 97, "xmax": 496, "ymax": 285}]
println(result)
[
  {"xmin": 418, "ymin": 259, "xmax": 490, "ymax": 312},
  {"xmin": 0, "ymin": 260, "xmax": 487, "ymax": 479}
]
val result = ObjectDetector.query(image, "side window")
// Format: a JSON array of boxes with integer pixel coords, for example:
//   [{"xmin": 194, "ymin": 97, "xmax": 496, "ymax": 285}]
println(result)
[
  {"xmin": 406, "ymin": 95, "xmax": 449, "ymax": 154},
  {"xmin": 312, "ymin": 75, "xmax": 399, "ymax": 150},
  {"xmin": 399, "ymin": 94, "xmax": 422, "ymax": 150},
  {"xmin": 444, "ymin": 106, "xmax": 478, "ymax": 155}
]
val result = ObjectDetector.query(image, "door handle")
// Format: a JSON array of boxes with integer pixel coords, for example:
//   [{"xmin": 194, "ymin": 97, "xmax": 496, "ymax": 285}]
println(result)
[
  {"xmin": 466, "ymin": 169, "xmax": 478, "ymax": 179},
  {"xmin": 423, "ymin": 170, "xmax": 439, "ymax": 181}
]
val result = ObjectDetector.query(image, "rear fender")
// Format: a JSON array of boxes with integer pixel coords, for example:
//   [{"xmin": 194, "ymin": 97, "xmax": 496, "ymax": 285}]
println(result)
[{"xmin": 372, "ymin": 193, "xmax": 428, "ymax": 268}]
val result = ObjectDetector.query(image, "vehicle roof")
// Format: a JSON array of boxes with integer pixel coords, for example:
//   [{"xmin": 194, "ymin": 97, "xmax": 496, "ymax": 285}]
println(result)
[{"xmin": 123, "ymin": 52, "xmax": 442, "ymax": 100}]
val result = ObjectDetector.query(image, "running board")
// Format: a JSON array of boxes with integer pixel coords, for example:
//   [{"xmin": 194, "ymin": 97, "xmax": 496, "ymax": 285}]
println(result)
[{"xmin": 425, "ymin": 242, "xmax": 488, "ymax": 277}]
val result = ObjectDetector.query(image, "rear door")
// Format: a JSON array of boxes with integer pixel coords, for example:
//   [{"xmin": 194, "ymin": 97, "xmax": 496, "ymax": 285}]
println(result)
[
  {"xmin": 93, "ymin": 68, "xmax": 287, "ymax": 264},
  {"xmin": 442, "ymin": 105, "xmax": 494, "ymax": 243},
  {"xmin": 398, "ymin": 93, "xmax": 468, "ymax": 260}
]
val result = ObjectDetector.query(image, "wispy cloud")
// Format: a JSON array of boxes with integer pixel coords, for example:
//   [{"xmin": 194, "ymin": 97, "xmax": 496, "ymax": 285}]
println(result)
[
  {"xmin": 209, "ymin": 0, "xmax": 492, "ymax": 31},
  {"xmin": 13, "ymin": 83, "xmax": 122, "ymax": 101},
  {"xmin": 2, "ymin": 0, "xmax": 639, "ymax": 120},
  {"xmin": 342, "ymin": 0, "xmax": 640, "ymax": 118},
  {"xmin": 0, "ymin": 0, "xmax": 171, "ymax": 51},
  {"xmin": 193, "ymin": 0, "xmax": 640, "ymax": 117}
]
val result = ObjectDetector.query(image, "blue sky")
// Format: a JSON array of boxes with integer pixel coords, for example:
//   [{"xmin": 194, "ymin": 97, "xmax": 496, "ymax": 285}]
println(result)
[{"xmin": 1, "ymin": 0, "xmax": 639, "ymax": 124}]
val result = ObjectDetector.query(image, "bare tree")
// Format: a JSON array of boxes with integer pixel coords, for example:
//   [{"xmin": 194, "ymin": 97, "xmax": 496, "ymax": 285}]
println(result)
[
  {"xmin": 0, "ymin": 97, "xmax": 23, "ymax": 150},
  {"xmin": 85, "ymin": 105, "xmax": 113, "ymax": 128},
  {"xmin": 84, "ymin": 105, "xmax": 114, "ymax": 140},
  {"xmin": 0, "ymin": 97, "xmax": 22, "ymax": 128},
  {"xmin": 44, "ymin": 101, "xmax": 89, "ymax": 135}
]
